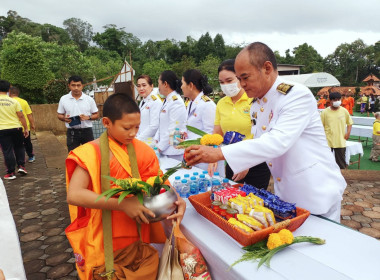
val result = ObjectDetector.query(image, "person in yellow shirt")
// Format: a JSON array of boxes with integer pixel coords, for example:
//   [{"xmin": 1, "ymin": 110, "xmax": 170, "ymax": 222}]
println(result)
[
  {"xmin": 0, "ymin": 80, "xmax": 29, "ymax": 179},
  {"xmin": 369, "ymin": 112, "xmax": 380, "ymax": 162},
  {"xmin": 209, "ymin": 59, "xmax": 270, "ymax": 189},
  {"xmin": 321, "ymin": 92, "xmax": 353, "ymax": 169},
  {"xmin": 360, "ymin": 93, "xmax": 368, "ymax": 114},
  {"xmin": 9, "ymin": 87, "xmax": 36, "ymax": 163}
]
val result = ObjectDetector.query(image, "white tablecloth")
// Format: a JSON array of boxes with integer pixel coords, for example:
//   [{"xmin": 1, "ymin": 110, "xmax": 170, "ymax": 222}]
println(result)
[
  {"xmin": 351, "ymin": 116, "xmax": 375, "ymax": 126},
  {"xmin": 0, "ymin": 179, "xmax": 26, "ymax": 280},
  {"xmin": 161, "ymin": 157, "xmax": 380, "ymax": 280},
  {"xmin": 345, "ymin": 141, "xmax": 364, "ymax": 164},
  {"xmin": 350, "ymin": 125, "xmax": 373, "ymax": 138}
]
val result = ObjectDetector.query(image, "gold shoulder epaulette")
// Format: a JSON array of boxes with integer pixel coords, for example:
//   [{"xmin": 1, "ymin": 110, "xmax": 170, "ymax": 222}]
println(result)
[
  {"xmin": 151, "ymin": 95, "xmax": 157, "ymax": 101},
  {"xmin": 172, "ymin": 95, "xmax": 178, "ymax": 101},
  {"xmin": 201, "ymin": 95, "xmax": 211, "ymax": 102},
  {"xmin": 277, "ymin": 83, "xmax": 293, "ymax": 95}
]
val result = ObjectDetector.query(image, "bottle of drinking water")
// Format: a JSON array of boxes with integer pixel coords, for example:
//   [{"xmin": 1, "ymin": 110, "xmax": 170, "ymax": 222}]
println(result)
[
  {"xmin": 180, "ymin": 179, "xmax": 190, "ymax": 198},
  {"xmin": 189, "ymin": 176, "xmax": 199, "ymax": 196},
  {"xmin": 173, "ymin": 127, "xmax": 181, "ymax": 146},
  {"xmin": 198, "ymin": 174, "xmax": 209, "ymax": 193},
  {"xmin": 211, "ymin": 179, "xmax": 221, "ymax": 201},
  {"xmin": 202, "ymin": 170, "xmax": 212, "ymax": 190},
  {"xmin": 173, "ymin": 176, "xmax": 182, "ymax": 193},
  {"xmin": 222, "ymin": 178, "xmax": 232, "ymax": 189},
  {"xmin": 213, "ymin": 172, "xmax": 223, "ymax": 185}
]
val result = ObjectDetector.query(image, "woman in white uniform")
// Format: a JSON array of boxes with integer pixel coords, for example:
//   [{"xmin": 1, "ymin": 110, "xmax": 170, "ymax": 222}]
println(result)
[
  {"xmin": 181, "ymin": 69, "xmax": 216, "ymax": 171},
  {"xmin": 154, "ymin": 70, "xmax": 187, "ymax": 161},
  {"xmin": 136, "ymin": 75, "xmax": 162, "ymax": 141}
]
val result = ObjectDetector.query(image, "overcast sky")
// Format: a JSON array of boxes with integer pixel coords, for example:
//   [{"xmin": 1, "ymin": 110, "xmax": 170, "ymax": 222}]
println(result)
[{"xmin": 1, "ymin": 0, "xmax": 379, "ymax": 57}]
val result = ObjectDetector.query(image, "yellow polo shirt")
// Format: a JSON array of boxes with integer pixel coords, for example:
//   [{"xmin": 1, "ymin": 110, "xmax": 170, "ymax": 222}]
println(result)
[
  {"xmin": 0, "ymin": 95, "xmax": 23, "ymax": 130},
  {"xmin": 373, "ymin": 120, "xmax": 380, "ymax": 136},
  {"xmin": 214, "ymin": 92, "xmax": 253, "ymax": 139},
  {"xmin": 13, "ymin": 97, "xmax": 32, "ymax": 130}
]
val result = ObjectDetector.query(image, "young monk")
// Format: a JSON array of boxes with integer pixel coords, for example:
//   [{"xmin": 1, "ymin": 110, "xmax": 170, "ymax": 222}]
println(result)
[{"xmin": 65, "ymin": 93, "xmax": 186, "ymax": 279}]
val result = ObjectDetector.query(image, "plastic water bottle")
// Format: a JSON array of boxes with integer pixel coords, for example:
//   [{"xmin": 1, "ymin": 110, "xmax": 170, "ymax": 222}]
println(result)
[
  {"xmin": 184, "ymin": 174, "xmax": 190, "ymax": 180},
  {"xmin": 180, "ymin": 179, "xmax": 190, "ymax": 198},
  {"xmin": 222, "ymin": 178, "xmax": 232, "ymax": 189},
  {"xmin": 198, "ymin": 174, "xmax": 209, "ymax": 193},
  {"xmin": 211, "ymin": 179, "xmax": 221, "ymax": 201},
  {"xmin": 192, "ymin": 172, "xmax": 199, "ymax": 184},
  {"xmin": 153, "ymin": 147, "xmax": 160, "ymax": 165},
  {"xmin": 173, "ymin": 127, "xmax": 181, "ymax": 146},
  {"xmin": 213, "ymin": 172, "xmax": 223, "ymax": 185},
  {"xmin": 202, "ymin": 170, "xmax": 212, "ymax": 190},
  {"xmin": 173, "ymin": 176, "xmax": 182, "ymax": 193},
  {"xmin": 189, "ymin": 176, "xmax": 199, "ymax": 196}
]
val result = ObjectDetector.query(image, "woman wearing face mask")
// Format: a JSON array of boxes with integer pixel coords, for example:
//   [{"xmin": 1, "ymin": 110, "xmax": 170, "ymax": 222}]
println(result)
[
  {"xmin": 181, "ymin": 69, "xmax": 216, "ymax": 171},
  {"xmin": 153, "ymin": 70, "xmax": 187, "ymax": 161},
  {"xmin": 136, "ymin": 75, "xmax": 163, "ymax": 141},
  {"xmin": 209, "ymin": 59, "xmax": 271, "ymax": 189}
]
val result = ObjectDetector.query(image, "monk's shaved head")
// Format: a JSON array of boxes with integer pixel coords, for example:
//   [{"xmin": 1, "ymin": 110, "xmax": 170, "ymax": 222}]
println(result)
[{"xmin": 103, "ymin": 93, "xmax": 140, "ymax": 123}]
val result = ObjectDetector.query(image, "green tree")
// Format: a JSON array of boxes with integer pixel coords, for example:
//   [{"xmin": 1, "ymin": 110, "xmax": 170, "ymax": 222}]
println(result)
[
  {"xmin": 194, "ymin": 32, "xmax": 214, "ymax": 63},
  {"xmin": 172, "ymin": 55, "xmax": 197, "ymax": 78},
  {"xmin": 224, "ymin": 44, "xmax": 243, "ymax": 60},
  {"xmin": 40, "ymin": 24, "xmax": 72, "ymax": 45},
  {"xmin": 214, "ymin": 34, "xmax": 226, "ymax": 60},
  {"xmin": 179, "ymin": 36, "xmax": 196, "ymax": 58},
  {"xmin": 293, "ymin": 43, "xmax": 323, "ymax": 73},
  {"xmin": 63, "ymin": 17, "xmax": 93, "ymax": 51},
  {"xmin": 142, "ymin": 59, "xmax": 170, "ymax": 85},
  {"xmin": 0, "ymin": 10, "xmax": 41, "ymax": 40},
  {"xmin": 0, "ymin": 32, "xmax": 54, "ymax": 103},
  {"xmin": 198, "ymin": 55, "xmax": 221, "ymax": 90}
]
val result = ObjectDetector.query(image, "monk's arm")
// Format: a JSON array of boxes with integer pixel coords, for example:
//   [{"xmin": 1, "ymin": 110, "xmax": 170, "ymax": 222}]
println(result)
[{"xmin": 67, "ymin": 165, "xmax": 155, "ymax": 224}]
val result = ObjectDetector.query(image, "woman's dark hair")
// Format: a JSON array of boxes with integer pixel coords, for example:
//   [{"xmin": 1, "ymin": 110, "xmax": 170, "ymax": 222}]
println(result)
[
  {"xmin": 0, "ymin": 80, "xmax": 11, "ymax": 92},
  {"xmin": 218, "ymin": 59, "xmax": 236, "ymax": 74},
  {"xmin": 137, "ymin": 75, "xmax": 153, "ymax": 86},
  {"xmin": 103, "ymin": 93, "xmax": 140, "ymax": 123},
  {"xmin": 183, "ymin": 69, "xmax": 213, "ymax": 95},
  {"xmin": 159, "ymin": 70, "xmax": 182, "ymax": 93}
]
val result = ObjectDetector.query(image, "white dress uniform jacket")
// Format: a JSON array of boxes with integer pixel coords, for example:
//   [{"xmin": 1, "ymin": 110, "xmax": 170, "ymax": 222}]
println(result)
[
  {"xmin": 222, "ymin": 77, "xmax": 346, "ymax": 218},
  {"xmin": 186, "ymin": 92, "xmax": 216, "ymax": 139},
  {"xmin": 154, "ymin": 91, "xmax": 187, "ymax": 156},
  {"xmin": 136, "ymin": 92, "xmax": 163, "ymax": 141}
]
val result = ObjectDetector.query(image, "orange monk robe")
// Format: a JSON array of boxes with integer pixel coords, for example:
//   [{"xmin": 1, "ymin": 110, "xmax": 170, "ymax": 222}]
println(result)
[
  {"xmin": 348, "ymin": 96, "xmax": 354, "ymax": 115},
  {"xmin": 317, "ymin": 98, "xmax": 326, "ymax": 109},
  {"xmin": 341, "ymin": 97, "xmax": 350, "ymax": 112},
  {"xmin": 65, "ymin": 137, "xmax": 165, "ymax": 279}
]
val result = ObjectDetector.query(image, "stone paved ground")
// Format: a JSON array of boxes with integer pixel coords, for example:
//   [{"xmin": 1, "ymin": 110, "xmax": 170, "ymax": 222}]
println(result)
[{"xmin": 1, "ymin": 132, "xmax": 379, "ymax": 279}]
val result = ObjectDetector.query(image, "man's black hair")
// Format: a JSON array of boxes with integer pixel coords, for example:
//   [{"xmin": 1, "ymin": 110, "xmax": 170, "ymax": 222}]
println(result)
[
  {"xmin": 329, "ymin": 92, "xmax": 341, "ymax": 100},
  {"xmin": 0, "ymin": 80, "xmax": 11, "ymax": 92},
  {"xmin": 68, "ymin": 75, "xmax": 83, "ymax": 84},
  {"xmin": 103, "ymin": 93, "xmax": 140, "ymax": 123}
]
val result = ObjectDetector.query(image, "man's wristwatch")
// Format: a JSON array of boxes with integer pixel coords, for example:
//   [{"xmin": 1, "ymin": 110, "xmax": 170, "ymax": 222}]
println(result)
[{"xmin": 88, "ymin": 115, "xmax": 92, "ymax": 120}]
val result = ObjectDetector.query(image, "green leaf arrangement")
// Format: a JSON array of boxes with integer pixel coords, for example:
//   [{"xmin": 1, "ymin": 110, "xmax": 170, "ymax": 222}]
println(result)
[
  {"xmin": 230, "ymin": 236, "xmax": 325, "ymax": 269},
  {"xmin": 177, "ymin": 125, "xmax": 206, "ymax": 148},
  {"xmin": 95, "ymin": 163, "xmax": 182, "ymax": 205}
]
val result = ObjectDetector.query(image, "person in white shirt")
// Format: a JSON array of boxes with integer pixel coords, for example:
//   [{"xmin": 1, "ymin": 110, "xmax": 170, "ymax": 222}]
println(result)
[
  {"xmin": 185, "ymin": 42, "xmax": 346, "ymax": 222},
  {"xmin": 181, "ymin": 69, "xmax": 216, "ymax": 171},
  {"xmin": 136, "ymin": 75, "xmax": 163, "ymax": 141},
  {"xmin": 154, "ymin": 70, "xmax": 187, "ymax": 161},
  {"xmin": 57, "ymin": 76, "xmax": 99, "ymax": 152}
]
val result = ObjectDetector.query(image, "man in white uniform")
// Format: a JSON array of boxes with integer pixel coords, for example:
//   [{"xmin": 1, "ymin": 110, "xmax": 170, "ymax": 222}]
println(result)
[
  {"xmin": 185, "ymin": 42, "xmax": 346, "ymax": 222},
  {"xmin": 57, "ymin": 76, "xmax": 99, "ymax": 152}
]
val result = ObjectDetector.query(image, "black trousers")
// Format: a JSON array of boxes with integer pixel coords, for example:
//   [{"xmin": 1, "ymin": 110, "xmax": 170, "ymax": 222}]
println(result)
[
  {"xmin": 67, "ymin": 128, "xmax": 94, "ymax": 152},
  {"xmin": 331, "ymin": 147, "xmax": 346, "ymax": 169},
  {"xmin": 0, "ymin": 128, "xmax": 26, "ymax": 174},
  {"xmin": 24, "ymin": 133, "xmax": 34, "ymax": 157},
  {"xmin": 226, "ymin": 162, "xmax": 271, "ymax": 190}
]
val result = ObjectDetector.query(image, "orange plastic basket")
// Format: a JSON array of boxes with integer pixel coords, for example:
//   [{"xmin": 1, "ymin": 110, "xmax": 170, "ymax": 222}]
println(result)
[{"xmin": 188, "ymin": 191, "xmax": 310, "ymax": 247}]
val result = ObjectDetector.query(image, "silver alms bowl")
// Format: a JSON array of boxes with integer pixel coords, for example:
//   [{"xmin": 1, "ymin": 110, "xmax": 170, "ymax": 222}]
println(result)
[{"xmin": 143, "ymin": 189, "xmax": 178, "ymax": 222}]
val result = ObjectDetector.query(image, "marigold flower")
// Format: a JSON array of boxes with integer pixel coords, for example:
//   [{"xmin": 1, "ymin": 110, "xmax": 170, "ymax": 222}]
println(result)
[
  {"xmin": 278, "ymin": 229, "xmax": 294, "ymax": 244},
  {"xmin": 200, "ymin": 134, "xmax": 223, "ymax": 146},
  {"xmin": 146, "ymin": 176, "xmax": 162, "ymax": 186},
  {"xmin": 267, "ymin": 233, "xmax": 283, "ymax": 250}
]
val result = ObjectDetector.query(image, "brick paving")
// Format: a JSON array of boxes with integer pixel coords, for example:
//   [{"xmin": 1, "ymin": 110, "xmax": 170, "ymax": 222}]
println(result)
[{"xmin": 1, "ymin": 131, "xmax": 379, "ymax": 279}]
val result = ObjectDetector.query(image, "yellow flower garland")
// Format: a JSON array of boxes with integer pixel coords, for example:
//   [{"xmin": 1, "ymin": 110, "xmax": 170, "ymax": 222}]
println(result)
[{"xmin": 200, "ymin": 134, "xmax": 224, "ymax": 146}]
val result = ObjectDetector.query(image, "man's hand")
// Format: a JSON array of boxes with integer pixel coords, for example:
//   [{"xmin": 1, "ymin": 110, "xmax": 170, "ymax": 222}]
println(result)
[
  {"xmin": 80, "ymin": 114, "xmax": 90, "ymax": 121},
  {"xmin": 208, "ymin": 162, "xmax": 218, "ymax": 177},
  {"xmin": 232, "ymin": 169, "xmax": 249, "ymax": 182},
  {"xmin": 184, "ymin": 145, "xmax": 225, "ymax": 166},
  {"xmin": 23, "ymin": 129, "xmax": 29, "ymax": 138},
  {"xmin": 344, "ymin": 133, "xmax": 350, "ymax": 140},
  {"xmin": 119, "ymin": 196, "xmax": 155, "ymax": 224},
  {"xmin": 167, "ymin": 197, "xmax": 186, "ymax": 224}
]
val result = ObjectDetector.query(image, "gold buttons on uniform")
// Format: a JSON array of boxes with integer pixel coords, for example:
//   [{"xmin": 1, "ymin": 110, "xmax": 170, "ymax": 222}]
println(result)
[
  {"xmin": 263, "ymin": 97, "xmax": 267, "ymax": 103},
  {"xmin": 260, "ymin": 107, "xmax": 264, "ymax": 112},
  {"xmin": 276, "ymin": 177, "xmax": 281, "ymax": 182},
  {"xmin": 268, "ymin": 162, "xmax": 272, "ymax": 167},
  {"xmin": 262, "ymin": 125, "xmax": 266, "ymax": 130}
]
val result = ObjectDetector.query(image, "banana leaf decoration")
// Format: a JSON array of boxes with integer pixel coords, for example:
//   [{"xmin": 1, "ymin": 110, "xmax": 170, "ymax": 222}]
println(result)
[{"xmin": 177, "ymin": 125, "xmax": 205, "ymax": 147}]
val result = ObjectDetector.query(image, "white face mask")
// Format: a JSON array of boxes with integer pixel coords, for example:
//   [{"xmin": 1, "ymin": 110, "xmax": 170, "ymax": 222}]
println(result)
[
  {"xmin": 220, "ymin": 82, "xmax": 240, "ymax": 97},
  {"xmin": 332, "ymin": 101, "xmax": 341, "ymax": 108}
]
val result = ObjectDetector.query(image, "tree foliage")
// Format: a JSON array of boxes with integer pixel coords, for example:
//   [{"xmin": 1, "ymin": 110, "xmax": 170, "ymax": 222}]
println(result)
[
  {"xmin": 142, "ymin": 59, "xmax": 170, "ymax": 85},
  {"xmin": 293, "ymin": 43, "xmax": 323, "ymax": 73},
  {"xmin": 63, "ymin": 17, "xmax": 93, "ymax": 51}
]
